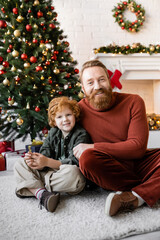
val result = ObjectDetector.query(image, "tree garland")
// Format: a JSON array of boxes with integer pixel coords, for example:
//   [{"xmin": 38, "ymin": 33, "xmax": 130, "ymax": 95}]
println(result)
[
  {"xmin": 112, "ymin": 0, "xmax": 145, "ymax": 32},
  {"xmin": 94, "ymin": 43, "xmax": 160, "ymax": 55}
]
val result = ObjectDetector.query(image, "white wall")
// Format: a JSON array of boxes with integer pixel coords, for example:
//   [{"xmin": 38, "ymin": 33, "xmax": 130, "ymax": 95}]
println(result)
[{"xmin": 53, "ymin": 0, "xmax": 160, "ymax": 69}]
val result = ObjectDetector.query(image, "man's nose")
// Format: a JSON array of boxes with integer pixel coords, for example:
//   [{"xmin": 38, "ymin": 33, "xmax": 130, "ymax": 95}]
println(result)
[
  {"xmin": 94, "ymin": 81, "xmax": 100, "ymax": 90},
  {"xmin": 63, "ymin": 116, "xmax": 67, "ymax": 121}
]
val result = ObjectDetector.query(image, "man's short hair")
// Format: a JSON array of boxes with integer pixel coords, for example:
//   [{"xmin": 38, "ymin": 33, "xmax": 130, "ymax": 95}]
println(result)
[
  {"xmin": 80, "ymin": 59, "xmax": 109, "ymax": 83},
  {"xmin": 48, "ymin": 96, "xmax": 80, "ymax": 127}
]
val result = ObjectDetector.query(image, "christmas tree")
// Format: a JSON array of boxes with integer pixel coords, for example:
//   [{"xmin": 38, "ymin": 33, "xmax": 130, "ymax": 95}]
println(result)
[{"xmin": 0, "ymin": 0, "xmax": 80, "ymax": 142}]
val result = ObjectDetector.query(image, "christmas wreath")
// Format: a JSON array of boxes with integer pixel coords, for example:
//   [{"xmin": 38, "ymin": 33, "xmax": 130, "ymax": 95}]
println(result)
[{"xmin": 112, "ymin": 0, "xmax": 145, "ymax": 32}]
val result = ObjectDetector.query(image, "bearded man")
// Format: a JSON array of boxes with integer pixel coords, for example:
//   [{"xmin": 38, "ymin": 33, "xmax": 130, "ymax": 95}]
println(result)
[{"xmin": 73, "ymin": 59, "xmax": 160, "ymax": 217}]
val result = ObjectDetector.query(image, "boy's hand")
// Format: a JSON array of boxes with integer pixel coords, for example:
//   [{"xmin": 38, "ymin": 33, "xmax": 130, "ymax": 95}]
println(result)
[
  {"xmin": 73, "ymin": 143, "xmax": 94, "ymax": 160},
  {"xmin": 24, "ymin": 152, "xmax": 48, "ymax": 169}
]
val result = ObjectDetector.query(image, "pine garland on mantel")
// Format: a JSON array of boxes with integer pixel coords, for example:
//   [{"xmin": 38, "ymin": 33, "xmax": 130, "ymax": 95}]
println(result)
[{"xmin": 94, "ymin": 43, "xmax": 160, "ymax": 55}]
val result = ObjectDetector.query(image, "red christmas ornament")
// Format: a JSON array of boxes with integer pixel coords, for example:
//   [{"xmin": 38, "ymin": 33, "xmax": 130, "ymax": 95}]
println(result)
[
  {"xmin": 49, "ymin": 23, "xmax": 55, "ymax": 29},
  {"xmin": 3, "ymin": 61, "xmax": 9, "ymax": 68},
  {"xmin": 42, "ymin": 127, "xmax": 48, "ymax": 135},
  {"xmin": 51, "ymin": 55, "xmax": 57, "ymax": 60},
  {"xmin": 40, "ymin": 22, "xmax": 44, "ymax": 26},
  {"xmin": 66, "ymin": 73, "xmax": 70, "ymax": 78},
  {"xmin": 0, "ymin": 20, "xmax": 7, "ymax": 28},
  {"xmin": 26, "ymin": 24, "xmax": 32, "ymax": 32},
  {"xmin": 0, "ymin": 70, "xmax": 5, "ymax": 74},
  {"xmin": 30, "ymin": 56, "xmax": 37, "ymax": 63},
  {"xmin": 37, "ymin": 11, "xmax": 43, "ymax": 18},
  {"xmin": 40, "ymin": 40, "xmax": 45, "ymax": 43},
  {"xmin": 63, "ymin": 50, "xmax": 67, "ymax": 53},
  {"xmin": 7, "ymin": 49, "xmax": 11, "ymax": 53},
  {"xmin": 28, "ymin": 9, "xmax": 31, "ymax": 13},
  {"xmin": 58, "ymin": 91, "xmax": 62, "ymax": 95},
  {"xmin": 0, "ymin": 56, "xmax": 3, "ymax": 62},
  {"xmin": 9, "ymin": 44, "xmax": 13, "ymax": 49},
  {"xmin": 13, "ymin": 8, "xmax": 18, "ymax": 14},
  {"xmin": 121, "ymin": 26, "xmax": 125, "ymax": 30},
  {"xmin": 1, "ymin": 7, "xmax": 5, "ymax": 13},
  {"xmin": 74, "ymin": 68, "xmax": 79, "ymax": 74},
  {"xmin": 35, "ymin": 106, "xmax": 40, "ymax": 112},
  {"xmin": 21, "ymin": 53, "xmax": 28, "ymax": 60},
  {"xmin": 36, "ymin": 66, "xmax": 43, "ymax": 71},
  {"xmin": 54, "ymin": 50, "xmax": 59, "ymax": 55},
  {"xmin": 48, "ymin": 79, "xmax": 52, "ymax": 84},
  {"xmin": 51, "ymin": 6, "xmax": 54, "ymax": 10},
  {"xmin": 33, "ymin": 38, "xmax": 38, "ymax": 44},
  {"xmin": 64, "ymin": 41, "xmax": 69, "ymax": 47}
]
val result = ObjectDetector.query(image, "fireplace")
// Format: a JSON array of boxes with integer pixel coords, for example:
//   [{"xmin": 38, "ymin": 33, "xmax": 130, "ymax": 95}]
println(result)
[{"xmin": 94, "ymin": 53, "xmax": 160, "ymax": 148}]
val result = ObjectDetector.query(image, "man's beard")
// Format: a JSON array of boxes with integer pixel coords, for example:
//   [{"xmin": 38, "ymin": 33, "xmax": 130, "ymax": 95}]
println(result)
[{"xmin": 86, "ymin": 86, "xmax": 113, "ymax": 110}]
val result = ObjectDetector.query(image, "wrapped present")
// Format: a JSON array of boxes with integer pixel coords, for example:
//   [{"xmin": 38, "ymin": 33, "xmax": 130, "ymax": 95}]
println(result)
[
  {"xmin": 25, "ymin": 139, "xmax": 43, "ymax": 153},
  {"xmin": 0, "ymin": 154, "xmax": 5, "ymax": 171},
  {"xmin": 0, "ymin": 141, "xmax": 15, "ymax": 154},
  {"xmin": 2, "ymin": 150, "xmax": 25, "ymax": 171}
]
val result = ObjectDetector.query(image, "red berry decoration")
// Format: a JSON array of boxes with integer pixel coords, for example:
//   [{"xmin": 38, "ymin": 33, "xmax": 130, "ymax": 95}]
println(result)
[
  {"xmin": 35, "ymin": 106, "xmax": 40, "ymax": 112},
  {"xmin": 3, "ymin": 61, "xmax": 9, "ymax": 68},
  {"xmin": 45, "ymin": 61, "xmax": 50, "ymax": 65},
  {"xmin": 7, "ymin": 49, "xmax": 11, "ymax": 53},
  {"xmin": 9, "ymin": 44, "xmax": 13, "ymax": 49},
  {"xmin": 64, "ymin": 41, "xmax": 69, "ymax": 47},
  {"xmin": 36, "ymin": 66, "xmax": 43, "ymax": 71},
  {"xmin": 12, "ymin": 8, "xmax": 18, "ymax": 14},
  {"xmin": 21, "ymin": 53, "xmax": 28, "ymax": 60},
  {"xmin": 26, "ymin": 24, "xmax": 32, "ymax": 32},
  {"xmin": 30, "ymin": 56, "xmax": 37, "ymax": 63},
  {"xmin": 0, "ymin": 20, "xmax": 7, "ymax": 28},
  {"xmin": 49, "ymin": 23, "xmax": 55, "ymax": 29},
  {"xmin": 58, "ymin": 91, "xmax": 62, "ymax": 95},
  {"xmin": 37, "ymin": 11, "xmax": 43, "ymax": 18},
  {"xmin": 74, "ymin": 68, "xmax": 79, "ymax": 74}
]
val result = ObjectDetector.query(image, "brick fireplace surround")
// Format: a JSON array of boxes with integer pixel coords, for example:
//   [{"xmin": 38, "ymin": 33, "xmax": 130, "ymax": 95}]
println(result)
[{"xmin": 95, "ymin": 53, "xmax": 160, "ymax": 149}]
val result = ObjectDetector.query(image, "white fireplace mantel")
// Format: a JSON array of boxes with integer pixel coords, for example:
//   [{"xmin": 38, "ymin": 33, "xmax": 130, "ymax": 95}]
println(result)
[{"xmin": 95, "ymin": 53, "xmax": 160, "ymax": 80}]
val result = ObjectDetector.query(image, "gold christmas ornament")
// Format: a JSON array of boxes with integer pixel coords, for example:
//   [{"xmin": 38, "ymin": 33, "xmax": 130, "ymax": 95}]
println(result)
[
  {"xmin": 11, "ymin": 66, "xmax": 17, "ymax": 72},
  {"xmin": 57, "ymin": 41, "xmax": 61, "ymax": 45},
  {"xmin": 54, "ymin": 68, "xmax": 60, "ymax": 74},
  {"xmin": 33, "ymin": 0, "xmax": 40, "ymax": 6},
  {"xmin": 42, "ymin": 50, "xmax": 47, "ymax": 56},
  {"xmin": 12, "ymin": 50, "xmax": 19, "ymax": 57},
  {"xmin": 33, "ymin": 84, "xmax": 37, "ymax": 89},
  {"xmin": 150, "ymin": 46, "xmax": 155, "ymax": 52},
  {"xmin": 6, "ymin": 30, "xmax": 11, "ymax": 35},
  {"xmin": 40, "ymin": 43, "xmax": 45, "ymax": 48},
  {"xmin": 16, "ymin": 15, "xmax": 24, "ymax": 23},
  {"xmin": 14, "ymin": 29, "xmax": 21, "ymax": 37},
  {"xmin": 16, "ymin": 117, "xmax": 24, "ymax": 126},
  {"xmin": 24, "ymin": 62, "xmax": 30, "ymax": 68},
  {"xmin": 41, "ymin": 76, "xmax": 45, "ymax": 80},
  {"xmin": 7, "ymin": 116, "xmax": 12, "ymax": 122},
  {"xmin": 132, "ymin": 43, "xmax": 137, "ymax": 48},
  {"xmin": 33, "ymin": 24, "xmax": 38, "ymax": 29},
  {"xmin": 3, "ymin": 78, "xmax": 9, "ymax": 85},
  {"xmin": 78, "ymin": 91, "xmax": 84, "ymax": 99}
]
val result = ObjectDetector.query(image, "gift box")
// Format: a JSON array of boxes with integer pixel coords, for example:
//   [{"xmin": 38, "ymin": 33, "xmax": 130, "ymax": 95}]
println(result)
[
  {"xmin": 0, "ymin": 141, "xmax": 15, "ymax": 154},
  {"xmin": 0, "ymin": 154, "xmax": 5, "ymax": 171},
  {"xmin": 2, "ymin": 150, "xmax": 25, "ymax": 171},
  {"xmin": 25, "ymin": 139, "xmax": 43, "ymax": 153}
]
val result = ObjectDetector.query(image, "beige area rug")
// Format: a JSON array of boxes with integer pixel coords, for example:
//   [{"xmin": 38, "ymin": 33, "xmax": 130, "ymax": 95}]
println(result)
[{"xmin": 0, "ymin": 174, "xmax": 160, "ymax": 240}]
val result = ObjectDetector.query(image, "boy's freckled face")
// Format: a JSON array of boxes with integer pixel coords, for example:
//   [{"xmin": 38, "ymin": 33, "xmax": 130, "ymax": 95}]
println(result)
[{"xmin": 54, "ymin": 106, "xmax": 76, "ymax": 137}]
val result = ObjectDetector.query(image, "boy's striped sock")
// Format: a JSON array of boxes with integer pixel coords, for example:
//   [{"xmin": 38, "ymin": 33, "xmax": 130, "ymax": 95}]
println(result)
[{"xmin": 35, "ymin": 188, "xmax": 46, "ymax": 200}]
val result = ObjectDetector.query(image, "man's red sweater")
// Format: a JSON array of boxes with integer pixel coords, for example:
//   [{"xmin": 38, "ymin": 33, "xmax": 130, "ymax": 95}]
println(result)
[{"xmin": 78, "ymin": 92, "xmax": 149, "ymax": 161}]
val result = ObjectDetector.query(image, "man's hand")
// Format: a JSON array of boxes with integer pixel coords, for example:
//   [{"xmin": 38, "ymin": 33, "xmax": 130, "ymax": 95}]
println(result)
[{"xmin": 73, "ymin": 143, "xmax": 94, "ymax": 160}]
